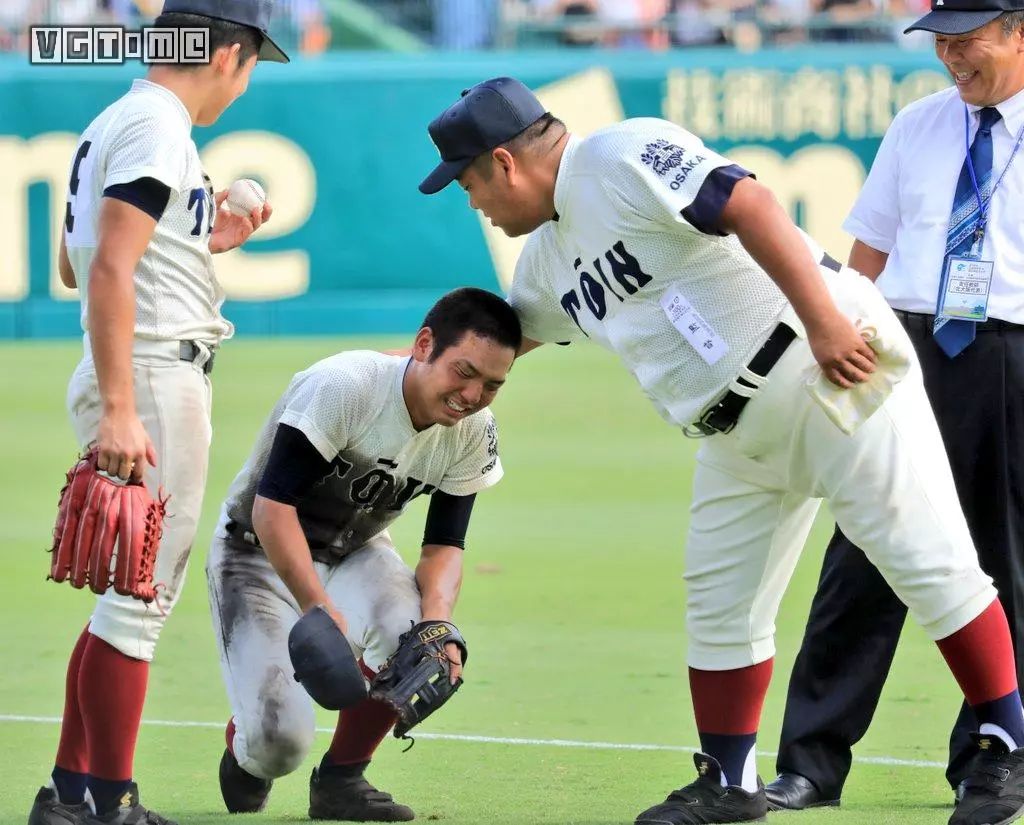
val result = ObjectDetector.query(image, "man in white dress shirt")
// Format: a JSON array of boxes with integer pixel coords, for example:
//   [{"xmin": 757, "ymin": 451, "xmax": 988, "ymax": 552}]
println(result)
[
  {"xmin": 766, "ymin": 0, "xmax": 1024, "ymax": 820},
  {"xmin": 420, "ymin": 76, "xmax": 1024, "ymax": 825}
]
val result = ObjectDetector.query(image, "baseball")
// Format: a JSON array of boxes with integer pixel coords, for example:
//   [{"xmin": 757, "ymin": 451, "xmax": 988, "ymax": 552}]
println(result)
[{"xmin": 225, "ymin": 178, "xmax": 266, "ymax": 217}]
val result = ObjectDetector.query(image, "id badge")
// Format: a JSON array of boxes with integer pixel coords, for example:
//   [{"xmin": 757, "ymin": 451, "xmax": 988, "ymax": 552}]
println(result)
[
  {"xmin": 938, "ymin": 256, "xmax": 993, "ymax": 322},
  {"xmin": 659, "ymin": 286, "xmax": 729, "ymax": 365}
]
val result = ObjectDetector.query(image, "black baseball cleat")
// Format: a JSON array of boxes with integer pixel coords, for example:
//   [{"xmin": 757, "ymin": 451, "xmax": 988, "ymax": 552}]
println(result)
[
  {"xmin": 635, "ymin": 754, "xmax": 767, "ymax": 824},
  {"xmin": 764, "ymin": 773, "xmax": 840, "ymax": 811},
  {"xmin": 219, "ymin": 748, "xmax": 273, "ymax": 813},
  {"xmin": 27, "ymin": 787, "xmax": 91, "ymax": 825},
  {"xmin": 81, "ymin": 783, "xmax": 177, "ymax": 825},
  {"xmin": 309, "ymin": 761, "xmax": 415, "ymax": 822},
  {"xmin": 950, "ymin": 735, "xmax": 1024, "ymax": 825}
]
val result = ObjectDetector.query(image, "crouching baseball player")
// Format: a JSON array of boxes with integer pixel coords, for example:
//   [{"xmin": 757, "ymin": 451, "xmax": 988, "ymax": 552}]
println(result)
[{"xmin": 207, "ymin": 288, "xmax": 519, "ymax": 821}]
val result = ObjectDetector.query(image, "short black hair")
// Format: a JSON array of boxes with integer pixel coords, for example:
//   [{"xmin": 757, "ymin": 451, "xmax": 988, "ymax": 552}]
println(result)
[
  {"xmin": 421, "ymin": 287, "xmax": 522, "ymax": 361},
  {"xmin": 505, "ymin": 113, "xmax": 566, "ymax": 153},
  {"xmin": 153, "ymin": 12, "xmax": 263, "ymax": 68},
  {"xmin": 469, "ymin": 113, "xmax": 567, "ymax": 179}
]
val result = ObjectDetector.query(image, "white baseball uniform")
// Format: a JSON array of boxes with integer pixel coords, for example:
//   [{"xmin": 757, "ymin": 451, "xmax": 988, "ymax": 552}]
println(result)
[
  {"xmin": 63, "ymin": 78, "xmax": 231, "ymax": 661},
  {"xmin": 508, "ymin": 118, "xmax": 995, "ymax": 670},
  {"xmin": 207, "ymin": 350, "xmax": 502, "ymax": 780}
]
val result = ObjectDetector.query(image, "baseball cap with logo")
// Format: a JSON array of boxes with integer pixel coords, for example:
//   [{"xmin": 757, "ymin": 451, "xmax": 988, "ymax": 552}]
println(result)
[
  {"xmin": 905, "ymin": 0, "xmax": 1024, "ymax": 35},
  {"xmin": 419, "ymin": 77, "xmax": 548, "ymax": 195},
  {"xmin": 161, "ymin": 0, "xmax": 289, "ymax": 62}
]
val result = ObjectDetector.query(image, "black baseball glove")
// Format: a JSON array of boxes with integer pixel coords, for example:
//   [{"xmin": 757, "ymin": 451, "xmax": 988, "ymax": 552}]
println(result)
[{"xmin": 370, "ymin": 620, "xmax": 467, "ymax": 739}]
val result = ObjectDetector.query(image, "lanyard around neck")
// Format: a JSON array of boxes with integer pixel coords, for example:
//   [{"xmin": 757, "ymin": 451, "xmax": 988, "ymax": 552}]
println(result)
[{"xmin": 963, "ymin": 104, "xmax": 1024, "ymax": 246}]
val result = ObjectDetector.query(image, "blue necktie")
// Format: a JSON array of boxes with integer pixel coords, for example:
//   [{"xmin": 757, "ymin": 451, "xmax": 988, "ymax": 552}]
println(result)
[{"xmin": 934, "ymin": 106, "xmax": 1002, "ymax": 358}]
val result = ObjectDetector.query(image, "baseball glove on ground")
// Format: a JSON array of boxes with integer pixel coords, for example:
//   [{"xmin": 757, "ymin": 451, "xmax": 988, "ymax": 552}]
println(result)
[
  {"xmin": 49, "ymin": 447, "xmax": 166, "ymax": 602},
  {"xmin": 370, "ymin": 620, "xmax": 468, "ymax": 739}
]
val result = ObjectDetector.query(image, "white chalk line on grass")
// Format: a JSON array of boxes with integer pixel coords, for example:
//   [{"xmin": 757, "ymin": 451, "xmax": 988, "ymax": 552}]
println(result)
[{"xmin": 0, "ymin": 713, "xmax": 944, "ymax": 770}]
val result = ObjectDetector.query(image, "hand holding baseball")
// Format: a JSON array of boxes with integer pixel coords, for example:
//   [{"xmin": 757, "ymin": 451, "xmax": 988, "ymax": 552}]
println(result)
[{"xmin": 209, "ymin": 178, "xmax": 273, "ymax": 254}]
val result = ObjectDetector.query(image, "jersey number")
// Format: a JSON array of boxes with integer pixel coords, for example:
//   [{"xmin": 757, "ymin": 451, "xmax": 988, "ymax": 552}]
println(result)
[
  {"xmin": 65, "ymin": 140, "xmax": 92, "ymax": 234},
  {"xmin": 187, "ymin": 186, "xmax": 215, "ymax": 237}
]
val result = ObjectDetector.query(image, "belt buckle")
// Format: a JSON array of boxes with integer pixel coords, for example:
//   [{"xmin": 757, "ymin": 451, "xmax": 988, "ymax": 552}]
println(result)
[
  {"xmin": 697, "ymin": 402, "xmax": 736, "ymax": 436},
  {"xmin": 180, "ymin": 340, "xmax": 215, "ymax": 375},
  {"xmin": 226, "ymin": 521, "xmax": 259, "ymax": 547}
]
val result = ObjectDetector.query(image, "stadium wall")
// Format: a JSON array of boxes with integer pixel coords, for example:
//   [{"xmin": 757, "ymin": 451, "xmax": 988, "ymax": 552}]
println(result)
[{"xmin": 0, "ymin": 49, "xmax": 948, "ymax": 339}]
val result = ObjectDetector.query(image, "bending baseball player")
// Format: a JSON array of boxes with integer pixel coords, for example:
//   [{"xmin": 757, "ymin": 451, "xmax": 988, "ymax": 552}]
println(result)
[
  {"xmin": 420, "ymin": 78, "xmax": 1024, "ymax": 825},
  {"xmin": 207, "ymin": 288, "xmax": 519, "ymax": 821}
]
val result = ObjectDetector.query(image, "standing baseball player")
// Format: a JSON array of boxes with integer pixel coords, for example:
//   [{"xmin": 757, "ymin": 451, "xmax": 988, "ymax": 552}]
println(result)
[
  {"xmin": 29, "ymin": 4, "xmax": 286, "ymax": 825},
  {"xmin": 420, "ymin": 77, "xmax": 1024, "ymax": 825},
  {"xmin": 207, "ymin": 287, "xmax": 518, "ymax": 821}
]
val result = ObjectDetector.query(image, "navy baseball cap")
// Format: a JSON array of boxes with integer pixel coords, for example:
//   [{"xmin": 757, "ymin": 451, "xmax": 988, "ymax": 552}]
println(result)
[
  {"xmin": 419, "ymin": 77, "xmax": 547, "ymax": 195},
  {"xmin": 905, "ymin": 0, "xmax": 1023, "ymax": 34},
  {"xmin": 161, "ymin": 0, "xmax": 289, "ymax": 62}
]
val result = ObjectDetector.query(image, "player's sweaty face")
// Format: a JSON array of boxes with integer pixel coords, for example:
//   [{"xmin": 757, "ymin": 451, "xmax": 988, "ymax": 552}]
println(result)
[
  {"xmin": 421, "ymin": 332, "xmax": 514, "ymax": 427},
  {"xmin": 935, "ymin": 21, "xmax": 1024, "ymax": 107}
]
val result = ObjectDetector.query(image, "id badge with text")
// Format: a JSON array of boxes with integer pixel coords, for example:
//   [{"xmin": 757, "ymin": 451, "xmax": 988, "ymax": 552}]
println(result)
[{"xmin": 938, "ymin": 256, "xmax": 993, "ymax": 322}]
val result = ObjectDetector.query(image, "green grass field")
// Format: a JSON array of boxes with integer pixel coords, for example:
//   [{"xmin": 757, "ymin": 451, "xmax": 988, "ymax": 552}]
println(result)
[{"xmin": 1, "ymin": 338, "xmax": 964, "ymax": 824}]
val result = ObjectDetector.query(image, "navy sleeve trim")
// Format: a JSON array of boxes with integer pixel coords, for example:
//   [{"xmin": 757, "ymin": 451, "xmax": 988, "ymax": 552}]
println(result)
[
  {"xmin": 257, "ymin": 424, "xmax": 334, "ymax": 506},
  {"xmin": 681, "ymin": 164, "xmax": 753, "ymax": 236},
  {"xmin": 422, "ymin": 491, "xmax": 477, "ymax": 550},
  {"xmin": 103, "ymin": 176, "xmax": 172, "ymax": 222}
]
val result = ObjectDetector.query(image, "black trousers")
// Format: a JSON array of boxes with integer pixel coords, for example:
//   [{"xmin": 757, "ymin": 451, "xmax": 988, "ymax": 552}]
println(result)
[{"xmin": 775, "ymin": 312, "xmax": 1024, "ymax": 798}]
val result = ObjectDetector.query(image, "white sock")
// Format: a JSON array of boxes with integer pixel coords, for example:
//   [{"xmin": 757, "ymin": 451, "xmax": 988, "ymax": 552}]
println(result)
[
  {"xmin": 719, "ymin": 746, "xmax": 759, "ymax": 793},
  {"xmin": 739, "ymin": 746, "xmax": 759, "ymax": 792},
  {"xmin": 980, "ymin": 722, "xmax": 1019, "ymax": 751}
]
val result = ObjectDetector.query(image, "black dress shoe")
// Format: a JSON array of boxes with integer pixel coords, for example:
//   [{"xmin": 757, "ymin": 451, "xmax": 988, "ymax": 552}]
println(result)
[{"xmin": 764, "ymin": 774, "xmax": 840, "ymax": 811}]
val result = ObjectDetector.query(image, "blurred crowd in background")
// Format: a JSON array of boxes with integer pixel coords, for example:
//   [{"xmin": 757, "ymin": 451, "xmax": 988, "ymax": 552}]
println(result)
[
  {"xmin": 2, "ymin": 0, "xmax": 935, "ymax": 56},
  {"xmin": 1, "ymin": 0, "xmax": 331, "ymax": 54}
]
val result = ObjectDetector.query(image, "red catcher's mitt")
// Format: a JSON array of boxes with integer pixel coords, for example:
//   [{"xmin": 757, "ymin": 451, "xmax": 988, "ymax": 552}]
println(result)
[{"xmin": 48, "ymin": 448, "xmax": 167, "ymax": 602}]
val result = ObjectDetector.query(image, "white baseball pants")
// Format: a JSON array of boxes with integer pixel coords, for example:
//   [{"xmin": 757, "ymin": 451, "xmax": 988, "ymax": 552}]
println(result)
[
  {"xmin": 206, "ymin": 527, "xmax": 421, "ymax": 780},
  {"xmin": 66, "ymin": 339, "xmax": 213, "ymax": 662},
  {"xmin": 685, "ymin": 269, "xmax": 996, "ymax": 670}
]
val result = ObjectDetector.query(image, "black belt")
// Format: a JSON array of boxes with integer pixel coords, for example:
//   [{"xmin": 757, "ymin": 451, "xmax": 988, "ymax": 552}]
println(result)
[
  {"xmin": 225, "ymin": 520, "xmax": 259, "ymax": 546},
  {"xmin": 688, "ymin": 252, "xmax": 837, "ymax": 437},
  {"xmin": 894, "ymin": 310, "xmax": 1024, "ymax": 335},
  {"xmin": 820, "ymin": 252, "xmax": 841, "ymax": 273},
  {"xmin": 225, "ymin": 520, "xmax": 336, "ymax": 562},
  {"xmin": 179, "ymin": 340, "xmax": 216, "ymax": 374},
  {"xmin": 693, "ymin": 322, "xmax": 797, "ymax": 436}
]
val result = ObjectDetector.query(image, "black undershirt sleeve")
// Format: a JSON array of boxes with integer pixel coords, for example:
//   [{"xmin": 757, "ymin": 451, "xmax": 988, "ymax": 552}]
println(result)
[
  {"xmin": 103, "ymin": 176, "xmax": 172, "ymax": 222},
  {"xmin": 422, "ymin": 491, "xmax": 477, "ymax": 550},
  {"xmin": 257, "ymin": 424, "xmax": 333, "ymax": 506}
]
